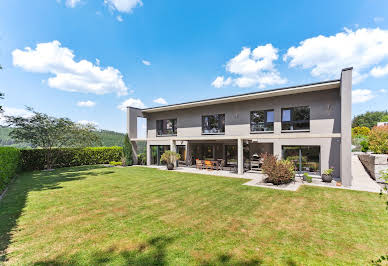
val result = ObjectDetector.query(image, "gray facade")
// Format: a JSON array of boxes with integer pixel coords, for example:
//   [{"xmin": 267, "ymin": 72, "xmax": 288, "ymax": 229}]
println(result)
[{"xmin": 127, "ymin": 68, "xmax": 353, "ymax": 186}]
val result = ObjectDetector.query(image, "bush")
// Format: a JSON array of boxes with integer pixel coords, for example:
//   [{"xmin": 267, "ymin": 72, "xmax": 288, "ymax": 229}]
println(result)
[
  {"xmin": 352, "ymin": 126, "xmax": 371, "ymax": 137},
  {"xmin": 109, "ymin": 161, "xmax": 122, "ymax": 166},
  {"xmin": 369, "ymin": 125, "xmax": 388, "ymax": 154},
  {"xmin": 123, "ymin": 135, "xmax": 133, "ymax": 166},
  {"xmin": 0, "ymin": 147, "xmax": 21, "ymax": 192},
  {"xmin": 20, "ymin": 147, "xmax": 123, "ymax": 171},
  {"xmin": 137, "ymin": 152, "xmax": 146, "ymax": 165},
  {"xmin": 360, "ymin": 139, "xmax": 369, "ymax": 152},
  {"xmin": 261, "ymin": 153, "xmax": 295, "ymax": 185}
]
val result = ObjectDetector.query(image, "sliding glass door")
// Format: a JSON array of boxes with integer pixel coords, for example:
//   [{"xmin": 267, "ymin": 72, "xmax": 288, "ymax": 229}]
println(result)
[
  {"xmin": 282, "ymin": 145, "xmax": 320, "ymax": 175},
  {"xmin": 150, "ymin": 145, "xmax": 170, "ymax": 165}
]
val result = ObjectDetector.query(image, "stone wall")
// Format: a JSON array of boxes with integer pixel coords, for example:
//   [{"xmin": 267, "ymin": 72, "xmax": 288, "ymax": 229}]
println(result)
[{"xmin": 358, "ymin": 153, "xmax": 388, "ymax": 183}]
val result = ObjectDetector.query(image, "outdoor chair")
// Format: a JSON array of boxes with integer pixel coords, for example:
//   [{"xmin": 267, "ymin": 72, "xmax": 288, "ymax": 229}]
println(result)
[
  {"xmin": 204, "ymin": 160, "xmax": 214, "ymax": 170},
  {"xmin": 195, "ymin": 159, "xmax": 204, "ymax": 170},
  {"xmin": 217, "ymin": 159, "xmax": 225, "ymax": 170}
]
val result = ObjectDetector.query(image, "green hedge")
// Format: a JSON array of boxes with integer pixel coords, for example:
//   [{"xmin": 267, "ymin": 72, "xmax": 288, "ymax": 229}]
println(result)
[
  {"xmin": 20, "ymin": 147, "xmax": 123, "ymax": 171},
  {"xmin": 0, "ymin": 147, "xmax": 21, "ymax": 192}
]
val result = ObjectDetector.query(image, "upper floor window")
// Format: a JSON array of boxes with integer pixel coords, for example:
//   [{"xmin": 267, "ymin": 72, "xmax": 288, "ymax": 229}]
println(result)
[
  {"xmin": 281, "ymin": 106, "xmax": 310, "ymax": 131},
  {"xmin": 202, "ymin": 114, "xmax": 225, "ymax": 134},
  {"xmin": 250, "ymin": 110, "xmax": 274, "ymax": 132},
  {"xmin": 156, "ymin": 119, "xmax": 177, "ymax": 136}
]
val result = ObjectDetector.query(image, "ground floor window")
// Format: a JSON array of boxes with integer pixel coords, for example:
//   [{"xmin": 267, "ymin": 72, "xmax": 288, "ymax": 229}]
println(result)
[
  {"xmin": 177, "ymin": 145, "xmax": 186, "ymax": 161},
  {"xmin": 225, "ymin": 145, "xmax": 237, "ymax": 166},
  {"xmin": 150, "ymin": 145, "xmax": 170, "ymax": 165},
  {"xmin": 282, "ymin": 145, "xmax": 320, "ymax": 175}
]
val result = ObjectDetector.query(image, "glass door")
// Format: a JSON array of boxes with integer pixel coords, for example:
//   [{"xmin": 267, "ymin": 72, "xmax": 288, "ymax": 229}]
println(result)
[
  {"xmin": 282, "ymin": 145, "xmax": 320, "ymax": 175},
  {"xmin": 150, "ymin": 145, "xmax": 170, "ymax": 165}
]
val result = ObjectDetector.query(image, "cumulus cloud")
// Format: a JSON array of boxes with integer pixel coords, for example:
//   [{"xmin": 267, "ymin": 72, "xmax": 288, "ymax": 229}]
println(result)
[
  {"xmin": 12, "ymin": 41, "xmax": 129, "ymax": 96},
  {"xmin": 370, "ymin": 64, "xmax": 388, "ymax": 77},
  {"xmin": 284, "ymin": 28, "xmax": 388, "ymax": 83},
  {"xmin": 77, "ymin": 120, "xmax": 99, "ymax": 127},
  {"xmin": 153, "ymin": 97, "xmax": 167, "ymax": 105},
  {"xmin": 352, "ymin": 89, "xmax": 375, "ymax": 103},
  {"xmin": 77, "ymin": 100, "xmax": 96, "ymax": 107},
  {"xmin": 0, "ymin": 107, "xmax": 33, "ymax": 125},
  {"xmin": 104, "ymin": 0, "xmax": 143, "ymax": 13},
  {"xmin": 65, "ymin": 0, "xmax": 81, "ymax": 7},
  {"xmin": 142, "ymin": 59, "xmax": 151, "ymax": 66},
  {"xmin": 212, "ymin": 44, "xmax": 287, "ymax": 89},
  {"xmin": 118, "ymin": 98, "xmax": 146, "ymax": 111}
]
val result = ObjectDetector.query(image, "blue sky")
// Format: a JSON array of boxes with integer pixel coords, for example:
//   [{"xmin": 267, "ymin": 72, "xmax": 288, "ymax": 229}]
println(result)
[{"xmin": 1, "ymin": 0, "xmax": 388, "ymax": 133}]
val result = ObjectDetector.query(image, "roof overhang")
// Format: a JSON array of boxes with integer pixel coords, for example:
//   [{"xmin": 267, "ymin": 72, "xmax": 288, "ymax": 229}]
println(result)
[{"xmin": 141, "ymin": 79, "xmax": 340, "ymax": 113}]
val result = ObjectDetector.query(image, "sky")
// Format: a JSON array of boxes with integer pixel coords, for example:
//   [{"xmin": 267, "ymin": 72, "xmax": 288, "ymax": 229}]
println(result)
[{"xmin": 1, "ymin": 0, "xmax": 388, "ymax": 133}]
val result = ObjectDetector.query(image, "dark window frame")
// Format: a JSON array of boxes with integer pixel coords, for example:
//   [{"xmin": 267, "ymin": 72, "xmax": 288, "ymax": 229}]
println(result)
[
  {"xmin": 281, "ymin": 106, "xmax": 310, "ymax": 131},
  {"xmin": 250, "ymin": 109, "xmax": 274, "ymax": 133},
  {"xmin": 201, "ymin": 114, "xmax": 225, "ymax": 135},
  {"xmin": 156, "ymin": 118, "xmax": 177, "ymax": 136}
]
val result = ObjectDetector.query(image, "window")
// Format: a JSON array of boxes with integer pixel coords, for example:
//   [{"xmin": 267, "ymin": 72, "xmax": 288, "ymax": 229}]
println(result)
[
  {"xmin": 250, "ymin": 110, "xmax": 274, "ymax": 132},
  {"xmin": 282, "ymin": 145, "xmax": 320, "ymax": 175},
  {"xmin": 202, "ymin": 114, "xmax": 225, "ymax": 134},
  {"xmin": 151, "ymin": 145, "xmax": 170, "ymax": 165},
  {"xmin": 156, "ymin": 119, "xmax": 177, "ymax": 136},
  {"xmin": 281, "ymin": 106, "xmax": 310, "ymax": 131}
]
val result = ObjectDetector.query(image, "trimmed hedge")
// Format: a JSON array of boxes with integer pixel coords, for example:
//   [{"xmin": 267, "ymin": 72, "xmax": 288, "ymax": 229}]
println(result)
[
  {"xmin": 21, "ymin": 147, "xmax": 123, "ymax": 171},
  {"xmin": 0, "ymin": 147, "xmax": 21, "ymax": 192}
]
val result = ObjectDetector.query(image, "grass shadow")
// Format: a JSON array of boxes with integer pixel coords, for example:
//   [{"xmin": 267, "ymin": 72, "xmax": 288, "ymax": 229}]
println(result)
[{"xmin": 0, "ymin": 165, "xmax": 110, "ymax": 262}]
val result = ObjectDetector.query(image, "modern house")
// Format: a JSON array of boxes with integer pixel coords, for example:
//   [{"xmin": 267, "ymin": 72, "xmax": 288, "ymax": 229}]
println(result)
[{"xmin": 127, "ymin": 68, "xmax": 353, "ymax": 186}]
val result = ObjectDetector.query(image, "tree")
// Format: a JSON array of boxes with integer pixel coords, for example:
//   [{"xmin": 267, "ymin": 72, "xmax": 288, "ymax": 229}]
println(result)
[
  {"xmin": 368, "ymin": 125, "xmax": 388, "ymax": 154},
  {"xmin": 380, "ymin": 114, "xmax": 388, "ymax": 122},
  {"xmin": 123, "ymin": 134, "xmax": 133, "ymax": 166},
  {"xmin": 5, "ymin": 107, "xmax": 101, "ymax": 169},
  {"xmin": 352, "ymin": 111, "xmax": 388, "ymax": 128},
  {"xmin": 0, "ymin": 64, "xmax": 3, "ymax": 112}
]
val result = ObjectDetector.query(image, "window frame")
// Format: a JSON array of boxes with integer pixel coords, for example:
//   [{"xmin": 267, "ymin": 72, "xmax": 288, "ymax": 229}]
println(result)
[
  {"xmin": 156, "ymin": 118, "xmax": 177, "ymax": 136},
  {"xmin": 250, "ymin": 109, "xmax": 274, "ymax": 133},
  {"xmin": 201, "ymin": 114, "xmax": 225, "ymax": 135},
  {"xmin": 281, "ymin": 106, "xmax": 310, "ymax": 132}
]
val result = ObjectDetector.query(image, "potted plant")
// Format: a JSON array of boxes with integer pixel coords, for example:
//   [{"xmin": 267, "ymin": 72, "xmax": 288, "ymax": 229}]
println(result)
[
  {"xmin": 322, "ymin": 168, "xmax": 334, "ymax": 182},
  {"xmin": 303, "ymin": 172, "xmax": 313, "ymax": 183},
  {"xmin": 160, "ymin": 150, "xmax": 181, "ymax": 170}
]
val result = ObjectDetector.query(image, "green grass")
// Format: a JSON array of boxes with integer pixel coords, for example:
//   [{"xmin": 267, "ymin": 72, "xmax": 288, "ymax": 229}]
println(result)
[{"xmin": 0, "ymin": 166, "xmax": 387, "ymax": 265}]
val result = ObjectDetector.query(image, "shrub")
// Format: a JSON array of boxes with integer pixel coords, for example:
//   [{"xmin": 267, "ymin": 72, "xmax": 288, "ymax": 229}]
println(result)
[
  {"xmin": 160, "ymin": 151, "xmax": 180, "ymax": 165},
  {"xmin": 360, "ymin": 139, "xmax": 369, "ymax": 152},
  {"xmin": 0, "ymin": 147, "xmax": 21, "ymax": 192},
  {"xmin": 123, "ymin": 135, "xmax": 133, "ymax": 166},
  {"xmin": 261, "ymin": 153, "xmax": 295, "ymax": 185},
  {"xmin": 20, "ymin": 147, "xmax": 123, "ymax": 171},
  {"xmin": 303, "ymin": 172, "xmax": 312, "ymax": 183},
  {"xmin": 352, "ymin": 126, "xmax": 371, "ymax": 137},
  {"xmin": 137, "ymin": 152, "xmax": 146, "ymax": 165},
  {"xmin": 109, "ymin": 161, "xmax": 122, "ymax": 166},
  {"xmin": 369, "ymin": 125, "xmax": 388, "ymax": 154}
]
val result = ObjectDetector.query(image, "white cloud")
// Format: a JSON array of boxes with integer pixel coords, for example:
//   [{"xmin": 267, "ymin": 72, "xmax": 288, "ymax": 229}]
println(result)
[
  {"xmin": 142, "ymin": 59, "xmax": 151, "ymax": 66},
  {"xmin": 66, "ymin": 0, "xmax": 81, "ymax": 7},
  {"xmin": 352, "ymin": 89, "xmax": 375, "ymax": 103},
  {"xmin": 116, "ymin": 15, "xmax": 123, "ymax": 22},
  {"xmin": 77, "ymin": 100, "xmax": 96, "ymax": 107},
  {"xmin": 104, "ymin": 0, "xmax": 143, "ymax": 13},
  {"xmin": 284, "ymin": 28, "xmax": 388, "ymax": 83},
  {"xmin": 374, "ymin": 17, "xmax": 384, "ymax": 23},
  {"xmin": 77, "ymin": 120, "xmax": 99, "ymax": 127},
  {"xmin": 153, "ymin": 97, "xmax": 167, "ymax": 105},
  {"xmin": 370, "ymin": 64, "xmax": 388, "ymax": 77},
  {"xmin": 211, "ymin": 76, "xmax": 232, "ymax": 88},
  {"xmin": 212, "ymin": 44, "xmax": 287, "ymax": 89},
  {"xmin": 12, "ymin": 41, "xmax": 129, "ymax": 96},
  {"xmin": 0, "ymin": 107, "xmax": 33, "ymax": 125},
  {"xmin": 117, "ymin": 98, "xmax": 146, "ymax": 111},
  {"xmin": 379, "ymin": 89, "xmax": 386, "ymax": 93}
]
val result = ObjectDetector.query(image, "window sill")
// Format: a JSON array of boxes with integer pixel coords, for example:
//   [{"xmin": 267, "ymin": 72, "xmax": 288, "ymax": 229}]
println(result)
[
  {"xmin": 281, "ymin": 130, "xmax": 310, "ymax": 133},
  {"xmin": 250, "ymin": 131, "xmax": 274, "ymax": 134},
  {"xmin": 156, "ymin": 134, "xmax": 177, "ymax": 137}
]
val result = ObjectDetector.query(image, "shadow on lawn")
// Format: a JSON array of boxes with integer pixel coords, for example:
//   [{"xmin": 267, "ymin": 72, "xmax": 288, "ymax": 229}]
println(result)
[{"xmin": 0, "ymin": 165, "xmax": 113, "ymax": 262}]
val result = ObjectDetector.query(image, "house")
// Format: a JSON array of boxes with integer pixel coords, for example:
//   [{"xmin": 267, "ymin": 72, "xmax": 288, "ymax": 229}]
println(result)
[{"xmin": 127, "ymin": 68, "xmax": 353, "ymax": 186}]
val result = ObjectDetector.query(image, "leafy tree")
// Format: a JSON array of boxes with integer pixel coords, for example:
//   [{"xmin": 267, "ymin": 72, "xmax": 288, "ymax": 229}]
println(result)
[
  {"xmin": 368, "ymin": 125, "xmax": 388, "ymax": 154},
  {"xmin": 352, "ymin": 111, "xmax": 388, "ymax": 128},
  {"xmin": 5, "ymin": 107, "xmax": 101, "ymax": 169},
  {"xmin": 123, "ymin": 134, "xmax": 133, "ymax": 166},
  {"xmin": 380, "ymin": 114, "xmax": 388, "ymax": 122}
]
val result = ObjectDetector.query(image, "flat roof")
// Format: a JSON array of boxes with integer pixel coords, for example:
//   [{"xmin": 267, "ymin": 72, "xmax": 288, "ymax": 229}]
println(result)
[{"xmin": 139, "ymin": 79, "xmax": 341, "ymax": 113}]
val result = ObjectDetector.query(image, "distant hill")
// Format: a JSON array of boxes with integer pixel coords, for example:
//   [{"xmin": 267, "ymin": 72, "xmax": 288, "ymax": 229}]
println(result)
[{"xmin": 0, "ymin": 127, "xmax": 146, "ymax": 153}]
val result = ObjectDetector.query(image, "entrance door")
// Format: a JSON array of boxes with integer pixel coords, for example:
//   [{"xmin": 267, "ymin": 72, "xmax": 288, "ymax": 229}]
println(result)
[{"xmin": 150, "ymin": 145, "xmax": 170, "ymax": 165}]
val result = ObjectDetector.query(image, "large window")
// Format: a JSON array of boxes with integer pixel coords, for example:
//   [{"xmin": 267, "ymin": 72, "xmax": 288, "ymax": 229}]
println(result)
[
  {"xmin": 250, "ymin": 110, "xmax": 274, "ymax": 132},
  {"xmin": 282, "ymin": 145, "xmax": 320, "ymax": 175},
  {"xmin": 156, "ymin": 119, "xmax": 177, "ymax": 136},
  {"xmin": 202, "ymin": 114, "xmax": 225, "ymax": 134},
  {"xmin": 151, "ymin": 145, "xmax": 170, "ymax": 165},
  {"xmin": 281, "ymin": 106, "xmax": 310, "ymax": 131}
]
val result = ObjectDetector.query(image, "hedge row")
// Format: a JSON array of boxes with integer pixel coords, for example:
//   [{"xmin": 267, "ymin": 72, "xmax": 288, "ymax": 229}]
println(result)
[
  {"xmin": 20, "ymin": 147, "xmax": 123, "ymax": 171},
  {"xmin": 0, "ymin": 147, "xmax": 21, "ymax": 192}
]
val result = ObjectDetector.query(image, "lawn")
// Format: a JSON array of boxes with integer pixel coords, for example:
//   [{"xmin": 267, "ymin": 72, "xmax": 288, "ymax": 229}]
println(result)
[{"xmin": 0, "ymin": 166, "xmax": 387, "ymax": 265}]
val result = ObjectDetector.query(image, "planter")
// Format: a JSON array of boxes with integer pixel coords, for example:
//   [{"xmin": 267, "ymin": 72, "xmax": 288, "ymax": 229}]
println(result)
[
  {"xmin": 167, "ymin": 163, "xmax": 174, "ymax": 170},
  {"xmin": 321, "ymin": 174, "xmax": 333, "ymax": 183}
]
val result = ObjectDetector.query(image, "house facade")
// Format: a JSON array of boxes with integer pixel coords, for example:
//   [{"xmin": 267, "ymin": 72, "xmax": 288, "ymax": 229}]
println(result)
[{"xmin": 127, "ymin": 68, "xmax": 353, "ymax": 186}]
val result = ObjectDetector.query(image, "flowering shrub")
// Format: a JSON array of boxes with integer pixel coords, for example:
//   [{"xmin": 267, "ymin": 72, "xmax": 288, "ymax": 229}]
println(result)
[
  {"xmin": 369, "ymin": 125, "xmax": 388, "ymax": 154},
  {"xmin": 261, "ymin": 153, "xmax": 295, "ymax": 185},
  {"xmin": 352, "ymin": 126, "xmax": 371, "ymax": 137}
]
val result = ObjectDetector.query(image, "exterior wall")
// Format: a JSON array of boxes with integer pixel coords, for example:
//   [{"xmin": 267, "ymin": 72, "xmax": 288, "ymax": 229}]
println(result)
[{"xmin": 145, "ymin": 88, "xmax": 341, "ymax": 139}]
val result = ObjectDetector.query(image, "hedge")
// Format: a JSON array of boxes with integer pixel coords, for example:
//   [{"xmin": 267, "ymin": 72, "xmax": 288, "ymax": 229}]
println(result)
[
  {"xmin": 20, "ymin": 147, "xmax": 123, "ymax": 171},
  {"xmin": 0, "ymin": 147, "xmax": 21, "ymax": 192}
]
